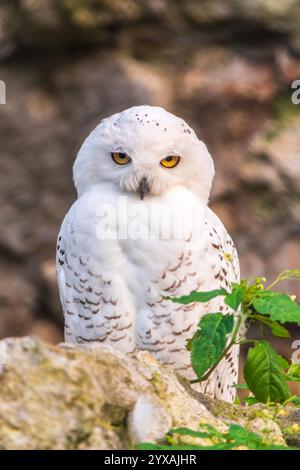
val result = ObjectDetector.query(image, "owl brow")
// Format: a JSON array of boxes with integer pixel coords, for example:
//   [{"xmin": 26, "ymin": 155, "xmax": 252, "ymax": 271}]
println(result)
[
  {"xmin": 166, "ymin": 149, "xmax": 181, "ymax": 156},
  {"xmin": 112, "ymin": 146, "xmax": 127, "ymax": 153}
]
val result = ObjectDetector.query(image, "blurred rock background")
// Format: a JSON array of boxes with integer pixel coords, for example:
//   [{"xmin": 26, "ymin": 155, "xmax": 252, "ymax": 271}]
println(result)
[{"xmin": 0, "ymin": 0, "xmax": 299, "ymax": 384}]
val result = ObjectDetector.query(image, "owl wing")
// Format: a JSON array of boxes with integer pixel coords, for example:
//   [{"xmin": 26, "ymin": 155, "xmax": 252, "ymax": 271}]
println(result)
[
  {"xmin": 136, "ymin": 207, "xmax": 240, "ymax": 403},
  {"xmin": 204, "ymin": 209, "xmax": 240, "ymax": 403},
  {"xmin": 56, "ymin": 204, "xmax": 136, "ymax": 353}
]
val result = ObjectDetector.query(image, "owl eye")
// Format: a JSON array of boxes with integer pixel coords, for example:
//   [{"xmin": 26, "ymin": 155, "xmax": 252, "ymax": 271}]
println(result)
[
  {"xmin": 160, "ymin": 155, "xmax": 181, "ymax": 168},
  {"xmin": 111, "ymin": 152, "xmax": 131, "ymax": 165}
]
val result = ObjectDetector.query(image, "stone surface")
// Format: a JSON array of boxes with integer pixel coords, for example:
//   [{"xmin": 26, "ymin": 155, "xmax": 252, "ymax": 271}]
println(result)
[{"xmin": 0, "ymin": 336, "xmax": 297, "ymax": 450}]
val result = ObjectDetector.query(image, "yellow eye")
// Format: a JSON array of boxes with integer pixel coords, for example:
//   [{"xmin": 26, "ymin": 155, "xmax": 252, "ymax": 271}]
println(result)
[
  {"xmin": 111, "ymin": 152, "xmax": 131, "ymax": 165},
  {"xmin": 160, "ymin": 155, "xmax": 181, "ymax": 168}
]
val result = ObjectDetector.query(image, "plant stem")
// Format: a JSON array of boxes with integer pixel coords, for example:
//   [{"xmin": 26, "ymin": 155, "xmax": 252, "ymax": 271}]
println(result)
[{"xmin": 236, "ymin": 339, "xmax": 256, "ymax": 345}]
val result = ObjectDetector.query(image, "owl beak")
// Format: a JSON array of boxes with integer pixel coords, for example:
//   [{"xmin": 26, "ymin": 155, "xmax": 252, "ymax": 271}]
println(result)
[{"xmin": 137, "ymin": 177, "xmax": 150, "ymax": 200}]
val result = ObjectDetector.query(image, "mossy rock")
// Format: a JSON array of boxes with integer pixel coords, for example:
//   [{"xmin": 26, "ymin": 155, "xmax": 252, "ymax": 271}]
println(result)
[{"xmin": 0, "ymin": 336, "xmax": 298, "ymax": 449}]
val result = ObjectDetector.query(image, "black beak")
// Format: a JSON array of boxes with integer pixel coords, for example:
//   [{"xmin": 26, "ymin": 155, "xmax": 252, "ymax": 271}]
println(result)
[{"xmin": 137, "ymin": 177, "xmax": 150, "ymax": 200}]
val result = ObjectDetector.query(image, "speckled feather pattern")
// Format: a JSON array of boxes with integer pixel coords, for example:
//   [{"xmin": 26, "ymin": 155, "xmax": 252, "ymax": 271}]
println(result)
[{"xmin": 57, "ymin": 105, "xmax": 240, "ymax": 403}]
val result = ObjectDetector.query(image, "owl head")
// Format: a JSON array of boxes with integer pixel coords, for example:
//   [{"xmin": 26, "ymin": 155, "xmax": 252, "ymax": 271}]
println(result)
[{"xmin": 73, "ymin": 105, "xmax": 215, "ymax": 203}]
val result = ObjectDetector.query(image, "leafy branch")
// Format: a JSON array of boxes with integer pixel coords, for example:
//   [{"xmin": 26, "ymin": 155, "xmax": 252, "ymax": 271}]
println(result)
[
  {"xmin": 138, "ymin": 423, "xmax": 294, "ymax": 450},
  {"xmin": 171, "ymin": 270, "xmax": 300, "ymax": 404}
]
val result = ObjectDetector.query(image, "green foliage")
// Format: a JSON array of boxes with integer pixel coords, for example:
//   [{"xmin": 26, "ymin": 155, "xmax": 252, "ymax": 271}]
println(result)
[
  {"xmin": 250, "ymin": 314, "xmax": 290, "ymax": 338},
  {"xmin": 244, "ymin": 396, "xmax": 260, "ymax": 405},
  {"xmin": 171, "ymin": 269, "xmax": 300, "ymax": 405},
  {"xmin": 253, "ymin": 292, "xmax": 300, "ymax": 326},
  {"xmin": 286, "ymin": 363, "xmax": 300, "ymax": 383},
  {"xmin": 171, "ymin": 289, "xmax": 227, "ymax": 304},
  {"xmin": 233, "ymin": 383, "xmax": 249, "ymax": 390},
  {"xmin": 244, "ymin": 341, "xmax": 290, "ymax": 403},
  {"xmin": 290, "ymin": 397, "xmax": 300, "ymax": 406},
  {"xmin": 190, "ymin": 314, "xmax": 234, "ymax": 380},
  {"xmin": 224, "ymin": 283, "xmax": 246, "ymax": 310},
  {"xmin": 138, "ymin": 423, "xmax": 293, "ymax": 450}
]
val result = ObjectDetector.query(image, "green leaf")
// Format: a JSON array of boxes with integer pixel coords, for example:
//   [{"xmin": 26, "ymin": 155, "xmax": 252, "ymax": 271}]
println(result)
[
  {"xmin": 244, "ymin": 340, "xmax": 290, "ymax": 403},
  {"xmin": 171, "ymin": 289, "xmax": 228, "ymax": 305},
  {"xmin": 225, "ymin": 283, "xmax": 246, "ymax": 310},
  {"xmin": 276, "ymin": 354, "xmax": 290, "ymax": 371},
  {"xmin": 227, "ymin": 424, "xmax": 263, "ymax": 447},
  {"xmin": 244, "ymin": 396, "xmax": 260, "ymax": 405},
  {"xmin": 232, "ymin": 383, "xmax": 249, "ymax": 390},
  {"xmin": 191, "ymin": 313, "xmax": 234, "ymax": 380},
  {"xmin": 138, "ymin": 423, "xmax": 294, "ymax": 451},
  {"xmin": 168, "ymin": 427, "xmax": 210, "ymax": 439},
  {"xmin": 253, "ymin": 291, "xmax": 300, "ymax": 326},
  {"xmin": 286, "ymin": 363, "xmax": 300, "ymax": 382},
  {"xmin": 186, "ymin": 337, "xmax": 193, "ymax": 351},
  {"xmin": 138, "ymin": 442, "xmax": 238, "ymax": 450},
  {"xmin": 226, "ymin": 425, "xmax": 293, "ymax": 450},
  {"xmin": 251, "ymin": 314, "xmax": 291, "ymax": 338},
  {"xmin": 290, "ymin": 396, "xmax": 300, "ymax": 406},
  {"xmin": 137, "ymin": 443, "xmax": 205, "ymax": 450}
]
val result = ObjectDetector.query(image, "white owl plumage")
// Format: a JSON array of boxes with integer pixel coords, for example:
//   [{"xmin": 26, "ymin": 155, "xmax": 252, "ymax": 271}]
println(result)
[{"xmin": 57, "ymin": 105, "xmax": 240, "ymax": 402}]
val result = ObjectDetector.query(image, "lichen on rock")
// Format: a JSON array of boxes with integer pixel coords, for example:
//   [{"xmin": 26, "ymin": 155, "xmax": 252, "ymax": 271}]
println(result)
[{"xmin": 0, "ymin": 336, "xmax": 299, "ymax": 449}]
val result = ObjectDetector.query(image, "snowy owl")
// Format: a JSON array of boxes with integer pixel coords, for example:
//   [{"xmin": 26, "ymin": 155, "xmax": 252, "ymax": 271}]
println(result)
[{"xmin": 57, "ymin": 105, "xmax": 240, "ymax": 402}]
